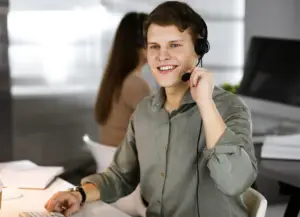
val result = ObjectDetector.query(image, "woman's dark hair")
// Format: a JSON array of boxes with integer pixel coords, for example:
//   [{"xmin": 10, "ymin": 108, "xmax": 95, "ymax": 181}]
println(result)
[
  {"xmin": 143, "ymin": 1, "xmax": 208, "ymax": 45},
  {"xmin": 95, "ymin": 12, "xmax": 148, "ymax": 124}
]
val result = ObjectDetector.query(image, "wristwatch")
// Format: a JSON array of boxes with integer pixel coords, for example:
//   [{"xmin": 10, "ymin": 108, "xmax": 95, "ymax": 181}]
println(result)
[{"xmin": 68, "ymin": 186, "xmax": 86, "ymax": 205}]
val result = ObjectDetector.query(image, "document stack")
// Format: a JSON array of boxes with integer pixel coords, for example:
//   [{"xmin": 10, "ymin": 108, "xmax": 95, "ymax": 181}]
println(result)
[{"xmin": 261, "ymin": 134, "xmax": 300, "ymax": 160}]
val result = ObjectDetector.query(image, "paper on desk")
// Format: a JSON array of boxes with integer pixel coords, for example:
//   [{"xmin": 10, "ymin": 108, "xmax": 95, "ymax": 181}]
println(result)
[
  {"xmin": 261, "ymin": 134, "xmax": 300, "ymax": 160},
  {"xmin": 0, "ymin": 160, "xmax": 37, "ymax": 172},
  {"xmin": 0, "ymin": 160, "xmax": 64, "ymax": 189}
]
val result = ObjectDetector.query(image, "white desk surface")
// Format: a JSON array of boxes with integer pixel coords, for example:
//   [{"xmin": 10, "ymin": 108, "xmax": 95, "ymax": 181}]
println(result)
[{"xmin": 0, "ymin": 178, "xmax": 130, "ymax": 217}]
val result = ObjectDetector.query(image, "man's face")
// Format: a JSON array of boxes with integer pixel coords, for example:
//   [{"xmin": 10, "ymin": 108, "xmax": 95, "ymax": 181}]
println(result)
[{"xmin": 146, "ymin": 24, "xmax": 198, "ymax": 88}]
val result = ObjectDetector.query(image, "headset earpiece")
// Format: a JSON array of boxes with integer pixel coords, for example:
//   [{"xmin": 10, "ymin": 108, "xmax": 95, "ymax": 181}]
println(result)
[{"xmin": 195, "ymin": 38, "xmax": 209, "ymax": 58}]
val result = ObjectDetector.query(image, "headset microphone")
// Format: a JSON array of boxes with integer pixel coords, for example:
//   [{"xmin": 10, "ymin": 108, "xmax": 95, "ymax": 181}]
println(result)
[{"xmin": 181, "ymin": 73, "xmax": 191, "ymax": 82}]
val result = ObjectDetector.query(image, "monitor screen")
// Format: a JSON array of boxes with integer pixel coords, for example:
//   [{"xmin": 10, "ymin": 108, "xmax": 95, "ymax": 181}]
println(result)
[{"xmin": 238, "ymin": 36, "xmax": 300, "ymax": 106}]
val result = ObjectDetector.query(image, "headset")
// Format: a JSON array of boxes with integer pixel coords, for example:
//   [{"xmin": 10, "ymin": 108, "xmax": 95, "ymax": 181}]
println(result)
[{"xmin": 181, "ymin": 17, "xmax": 210, "ymax": 82}]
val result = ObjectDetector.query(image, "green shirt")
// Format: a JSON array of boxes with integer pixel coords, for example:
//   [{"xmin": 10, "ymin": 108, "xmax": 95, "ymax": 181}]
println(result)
[{"xmin": 82, "ymin": 86, "xmax": 257, "ymax": 217}]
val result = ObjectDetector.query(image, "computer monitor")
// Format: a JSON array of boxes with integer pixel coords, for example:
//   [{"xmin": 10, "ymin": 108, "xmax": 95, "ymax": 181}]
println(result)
[
  {"xmin": 237, "ymin": 36, "xmax": 300, "ymax": 133},
  {"xmin": 238, "ymin": 36, "xmax": 300, "ymax": 106}
]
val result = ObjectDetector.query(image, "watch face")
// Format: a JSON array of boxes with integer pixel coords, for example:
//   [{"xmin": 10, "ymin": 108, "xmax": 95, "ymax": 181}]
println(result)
[
  {"xmin": 68, "ymin": 187, "xmax": 79, "ymax": 192},
  {"xmin": 75, "ymin": 186, "xmax": 83, "ymax": 191}
]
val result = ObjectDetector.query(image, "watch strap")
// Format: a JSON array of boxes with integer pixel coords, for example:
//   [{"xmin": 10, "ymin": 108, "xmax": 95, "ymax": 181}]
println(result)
[{"xmin": 68, "ymin": 186, "xmax": 86, "ymax": 205}]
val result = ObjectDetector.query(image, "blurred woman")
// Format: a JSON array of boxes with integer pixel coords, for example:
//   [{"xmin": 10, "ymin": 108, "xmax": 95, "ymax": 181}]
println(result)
[
  {"xmin": 91, "ymin": 12, "xmax": 151, "ymax": 216},
  {"xmin": 95, "ymin": 12, "xmax": 151, "ymax": 147}
]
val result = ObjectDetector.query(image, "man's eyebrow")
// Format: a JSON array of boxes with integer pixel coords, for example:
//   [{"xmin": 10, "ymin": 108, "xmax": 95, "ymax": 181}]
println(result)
[
  {"xmin": 147, "ymin": 39, "xmax": 184, "ymax": 44},
  {"xmin": 169, "ymin": 39, "xmax": 184, "ymax": 43}
]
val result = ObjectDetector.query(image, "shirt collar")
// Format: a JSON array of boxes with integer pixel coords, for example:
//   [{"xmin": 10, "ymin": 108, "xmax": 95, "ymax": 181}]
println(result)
[
  {"xmin": 151, "ymin": 87, "xmax": 195, "ymax": 110},
  {"xmin": 151, "ymin": 86, "xmax": 221, "ymax": 110}
]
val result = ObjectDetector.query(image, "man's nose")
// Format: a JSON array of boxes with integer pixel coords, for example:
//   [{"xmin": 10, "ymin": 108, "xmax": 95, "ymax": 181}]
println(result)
[{"xmin": 158, "ymin": 49, "xmax": 170, "ymax": 61}]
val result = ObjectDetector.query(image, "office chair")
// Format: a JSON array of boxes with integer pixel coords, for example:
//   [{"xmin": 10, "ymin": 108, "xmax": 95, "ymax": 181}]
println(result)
[
  {"xmin": 82, "ymin": 134, "xmax": 116, "ymax": 173},
  {"xmin": 132, "ymin": 185, "xmax": 146, "ymax": 217},
  {"xmin": 243, "ymin": 188, "xmax": 268, "ymax": 217}
]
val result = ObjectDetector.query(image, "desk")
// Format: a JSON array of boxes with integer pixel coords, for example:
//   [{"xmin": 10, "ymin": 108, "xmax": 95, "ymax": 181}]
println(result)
[
  {"xmin": 0, "ymin": 178, "xmax": 130, "ymax": 217},
  {"xmin": 260, "ymin": 159, "xmax": 300, "ymax": 217}
]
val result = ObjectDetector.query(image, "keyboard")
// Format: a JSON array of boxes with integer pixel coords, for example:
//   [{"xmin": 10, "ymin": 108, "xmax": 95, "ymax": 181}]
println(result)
[{"xmin": 19, "ymin": 212, "xmax": 65, "ymax": 217}]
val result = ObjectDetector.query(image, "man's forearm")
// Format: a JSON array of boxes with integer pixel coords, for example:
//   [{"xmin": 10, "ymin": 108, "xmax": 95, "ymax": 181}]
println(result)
[
  {"xmin": 197, "ymin": 100, "xmax": 226, "ymax": 149},
  {"xmin": 83, "ymin": 183, "xmax": 101, "ymax": 202}
]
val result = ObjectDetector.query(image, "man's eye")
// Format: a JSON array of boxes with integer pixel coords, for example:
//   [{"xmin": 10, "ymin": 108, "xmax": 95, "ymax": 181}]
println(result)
[
  {"xmin": 149, "ymin": 45, "xmax": 159, "ymax": 49},
  {"xmin": 170, "ymin": 44, "xmax": 180, "ymax": 48}
]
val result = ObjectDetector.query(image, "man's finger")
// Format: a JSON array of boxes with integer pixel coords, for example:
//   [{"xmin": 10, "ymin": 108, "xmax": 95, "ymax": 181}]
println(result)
[
  {"xmin": 191, "ymin": 70, "xmax": 204, "ymax": 87},
  {"xmin": 63, "ymin": 202, "xmax": 81, "ymax": 217},
  {"xmin": 188, "ymin": 68, "xmax": 197, "ymax": 87},
  {"xmin": 53, "ymin": 203, "xmax": 64, "ymax": 213},
  {"xmin": 45, "ymin": 193, "xmax": 61, "ymax": 211}
]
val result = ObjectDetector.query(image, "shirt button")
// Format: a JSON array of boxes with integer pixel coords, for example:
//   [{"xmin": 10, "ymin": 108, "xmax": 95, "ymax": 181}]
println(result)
[
  {"xmin": 160, "ymin": 172, "xmax": 165, "ymax": 177},
  {"xmin": 157, "ymin": 200, "xmax": 161, "ymax": 204}
]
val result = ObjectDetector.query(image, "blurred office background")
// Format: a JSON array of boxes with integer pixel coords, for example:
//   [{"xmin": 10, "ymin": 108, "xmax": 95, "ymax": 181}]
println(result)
[
  {"xmin": 1, "ymin": 0, "xmax": 300, "ymax": 216},
  {"xmin": 3, "ymin": 0, "xmax": 248, "ymax": 166}
]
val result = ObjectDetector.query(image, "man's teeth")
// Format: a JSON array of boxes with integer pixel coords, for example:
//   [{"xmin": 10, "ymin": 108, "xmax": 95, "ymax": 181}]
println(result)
[{"xmin": 159, "ymin": 65, "xmax": 176, "ymax": 71}]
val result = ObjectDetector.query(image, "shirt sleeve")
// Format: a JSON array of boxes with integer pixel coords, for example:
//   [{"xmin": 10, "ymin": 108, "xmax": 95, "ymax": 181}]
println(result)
[
  {"xmin": 81, "ymin": 117, "xmax": 140, "ymax": 203},
  {"xmin": 202, "ymin": 103, "xmax": 258, "ymax": 196}
]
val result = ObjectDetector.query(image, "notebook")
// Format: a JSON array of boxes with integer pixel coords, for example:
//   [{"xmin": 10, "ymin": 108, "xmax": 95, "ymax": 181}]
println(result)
[{"xmin": 0, "ymin": 160, "xmax": 64, "ymax": 189}]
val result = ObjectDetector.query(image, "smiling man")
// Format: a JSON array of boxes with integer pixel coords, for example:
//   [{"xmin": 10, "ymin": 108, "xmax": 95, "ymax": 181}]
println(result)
[{"xmin": 45, "ymin": 1, "xmax": 257, "ymax": 217}]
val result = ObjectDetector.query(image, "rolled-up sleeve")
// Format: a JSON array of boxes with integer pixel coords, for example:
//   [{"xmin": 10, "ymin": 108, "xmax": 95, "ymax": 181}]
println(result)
[
  {"xmin": 81, "ymin": 117, "xmax": 140, "ymax": 203},
  {"xmin": 202, "ymin": 105, "xmax": 257, "ymax": 196}
]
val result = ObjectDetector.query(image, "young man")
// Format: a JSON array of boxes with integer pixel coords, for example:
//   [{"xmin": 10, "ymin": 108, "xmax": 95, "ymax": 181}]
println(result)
[{"xmin": 45, "ymin": 1, "xmax": 257, "ymax": 217}]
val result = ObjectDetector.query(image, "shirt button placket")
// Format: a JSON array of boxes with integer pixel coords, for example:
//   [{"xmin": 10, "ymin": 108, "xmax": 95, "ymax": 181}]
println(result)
[{"xmin": 160, "ymin": 120, "xmax": 170, "ymax": 217}]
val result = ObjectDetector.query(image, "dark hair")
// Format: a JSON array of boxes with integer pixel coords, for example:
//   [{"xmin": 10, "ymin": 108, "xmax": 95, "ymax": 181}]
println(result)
[
  {"xmin": 143, "ymin": 1, "xmax": 208, "ymax": 46},
  {"xmin": 95, "ymin": 12, "xmax": 148, "ymax": 124}
]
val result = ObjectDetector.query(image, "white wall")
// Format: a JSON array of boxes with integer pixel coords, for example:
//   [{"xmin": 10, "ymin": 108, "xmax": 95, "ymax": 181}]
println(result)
[
  {"xmin": 10, "ymin": 0, "xmax": 100, "ymax": 10},
  {"xmin": 8, "ymin": 0, "xmax": 246, "ymax": 90},
  {"xmin": 245, "ymin": 0, "xmax": 300, "ymax": 51}
]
